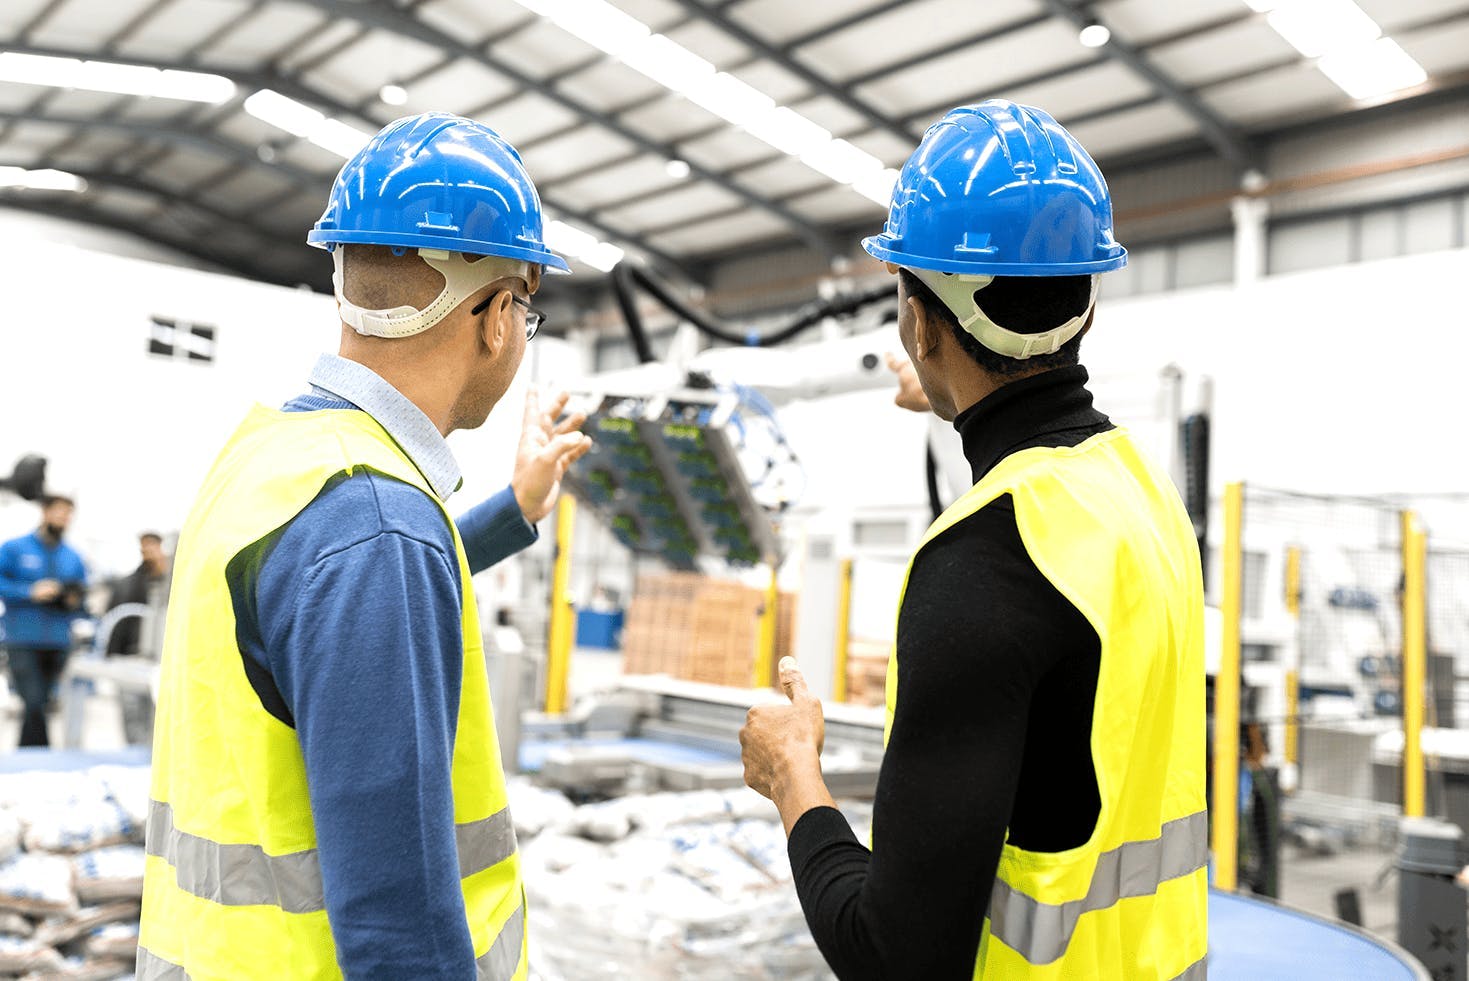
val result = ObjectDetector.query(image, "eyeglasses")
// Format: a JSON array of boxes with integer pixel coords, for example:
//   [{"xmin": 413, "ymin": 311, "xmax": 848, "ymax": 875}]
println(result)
[{"xmin": 471, "ymin": 289, "xmax": 546, "ymax": 340}]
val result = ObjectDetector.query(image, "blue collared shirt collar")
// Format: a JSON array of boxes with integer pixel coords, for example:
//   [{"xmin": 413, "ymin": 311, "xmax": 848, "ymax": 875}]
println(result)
[{"xmin": 305, "ymin": 354, "xmax": 463, "ymax": 502}]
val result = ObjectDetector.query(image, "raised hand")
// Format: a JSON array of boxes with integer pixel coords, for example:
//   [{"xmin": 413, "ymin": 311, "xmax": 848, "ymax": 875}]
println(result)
[{"xmin": 511, "ymin": 387, "xmax": 592, "ymax": 524}]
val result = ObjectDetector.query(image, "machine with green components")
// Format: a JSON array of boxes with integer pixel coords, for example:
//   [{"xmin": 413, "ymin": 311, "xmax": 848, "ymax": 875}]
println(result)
[{"xmin": 562, "ymin": 386, "xmax": 791, "ymax": 569}]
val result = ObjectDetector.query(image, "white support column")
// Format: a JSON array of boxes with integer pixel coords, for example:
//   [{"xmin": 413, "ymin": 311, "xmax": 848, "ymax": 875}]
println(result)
[{"xmin": 1232, "ymin": 171, "xmax": 1270, "ymax": 288}]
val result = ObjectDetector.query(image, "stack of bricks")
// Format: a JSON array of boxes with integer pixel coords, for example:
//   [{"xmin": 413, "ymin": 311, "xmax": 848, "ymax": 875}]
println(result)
[
  {"xmin": 684, "ymin": 580, "xmax": 765, "ymax": 687},
  {"xmin": 621, "ymin": 575, "xmax": 798, "ymax": 689},
  {"xmin": 844, "ymin": 639, "xmax": 891, "ymax": 707},
  {"xmin": 620, "ymin": 572, "xmax": 700, "ymax": 675}
]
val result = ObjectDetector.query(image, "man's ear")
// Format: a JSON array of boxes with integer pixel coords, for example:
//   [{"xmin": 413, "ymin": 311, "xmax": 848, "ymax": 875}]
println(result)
[
  {"xmin": 477, "ymin": 288, "xmax": 511, "ymax": 357},
  {"xmin": 909, "ymin": 295, "xmax": 941, "ymax": 363}
]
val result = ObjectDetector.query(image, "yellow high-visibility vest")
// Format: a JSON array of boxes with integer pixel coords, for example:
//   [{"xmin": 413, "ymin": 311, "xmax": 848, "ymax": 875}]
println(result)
[
  {"xmin": 138, "ymin": 406, "xmax": 526, "ymax": 981},
  {"xmin": 886, "ymin": 427, "xmax": 1208, "ymax": 980}
]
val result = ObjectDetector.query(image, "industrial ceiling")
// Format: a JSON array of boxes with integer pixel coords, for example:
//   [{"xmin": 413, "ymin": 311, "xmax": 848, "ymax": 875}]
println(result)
[{"xmin": 1, "ymin": 0, "xmax": 1466, "ymax": 292}]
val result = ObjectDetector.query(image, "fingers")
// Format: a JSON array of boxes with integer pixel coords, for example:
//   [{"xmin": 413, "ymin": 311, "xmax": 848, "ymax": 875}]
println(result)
[
  {"xmin": 543, "ymin": 431, "xmax": 591, "ymax": 465},
  {"xmin": 779, "ymin": 656, "xmax": 812, "ymax": 703},
  {"xmin": 884, "ymin": 352, "xmax": 908, "ymax": 374},
  {"xmin": 521, "ymin": 385, "xmax": 541, "ymax": 427},
  {"xmin": 543, "ymin": 390, "xmax": 571, "ymax": 426},
  {"xmin": 552, "ymin": 408, "xmax": 587, "ymax": 438}
]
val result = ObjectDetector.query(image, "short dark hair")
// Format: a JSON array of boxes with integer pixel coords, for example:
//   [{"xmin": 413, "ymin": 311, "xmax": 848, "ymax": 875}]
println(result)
[
  {"xmin": 40, "ymin": 494, "xmax": 74, "ymax": 509},
  {"xmin": 139, "ymin": 532, "xmax": 163, "ymax": 546},
  {"xmin": 899, "ymin": 268, "xmax": 1092, "ymax": 377}
]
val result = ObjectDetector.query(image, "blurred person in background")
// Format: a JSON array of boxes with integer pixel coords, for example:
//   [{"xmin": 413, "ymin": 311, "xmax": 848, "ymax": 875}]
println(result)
[
  {"xmin": 105, "ymin": 531, "xmax": 173, "ymax": 746},
  {"xmin": 0, "ymin": 494, "xmax": 88, "ymax": 747},
  {"xmin": 106, "ymin": 531, "xmax": 171, "ymax": 657}
]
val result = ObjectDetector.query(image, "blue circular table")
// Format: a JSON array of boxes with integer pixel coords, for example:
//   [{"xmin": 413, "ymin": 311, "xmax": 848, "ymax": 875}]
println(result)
[{"xmin": 1209, "ymin": 888, "xmax": 1426, "ymax": 980}]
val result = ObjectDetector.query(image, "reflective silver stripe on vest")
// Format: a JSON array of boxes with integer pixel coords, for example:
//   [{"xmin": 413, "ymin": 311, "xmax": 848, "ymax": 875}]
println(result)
[
  {"xmin": 137, "ymin": 906, "xmax": 526, "ymax": 981},
  {"xmin": 136, "ymin": 945, "xmax": 189, "ymax": 980},
  {"xmin": 147, "ymin": 799, "xmax": 517, "ymax": 912},
  {"xmin": 1172, "ymin": 953, "xmax": 1207, "ymax": 980},
  {"xmin": 988, "ymin": 809, "xmax": 1208, "ymax": 966},
  {"xmin": 146, "ymin": 798, "xmax": 324, "ymax": 914},
  {"xmin": 476, "ymin": 901, "xmax": 527, "ymax": 981},
  {"xmin": 458, "ymin": 808, "xmax": 519, "ymax": 879}
]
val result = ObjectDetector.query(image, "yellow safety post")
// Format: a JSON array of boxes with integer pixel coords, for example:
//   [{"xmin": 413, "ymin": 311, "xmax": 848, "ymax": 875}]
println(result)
[
  {"xmin": 1284, "ymin": 546, "xmax": 1302, "ymax": 772},
  {"xmin": 754, "ymin": 560, "xmax": 780, "ymax": 689},
  {"xmin": 833, "ymin": 559, "xmax": 854, "ymax": 703},
  {"xmin": 1402, "ymin": 511, "xmax": 1427, "ymax": 818},
  {"xmin": 1213, "ymin": 482, "xmax": 1244, "ymax": 892},
  {"xmin": 544, "ymin": 495, "xmax": 576, "ymax": 714}
]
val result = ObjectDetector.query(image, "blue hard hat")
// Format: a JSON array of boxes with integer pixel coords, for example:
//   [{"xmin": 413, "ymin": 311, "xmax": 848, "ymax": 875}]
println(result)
[
  {"xmin": 308, "ymin": 112, "xmax": 571, "ymax": 273},
  {"xmin": 863, "ymin": 101, "xmax": 1126, "ymax": 276}
]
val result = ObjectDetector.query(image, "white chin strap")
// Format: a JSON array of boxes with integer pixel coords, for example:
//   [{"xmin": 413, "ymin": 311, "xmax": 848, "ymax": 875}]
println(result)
[
  {"xmin": 910, "ymin": 267, "xmax": 1099, "ymax": 360},
  {"xmin": 333, "ymin": 247, "xmax": 532, "ymax": 339}
]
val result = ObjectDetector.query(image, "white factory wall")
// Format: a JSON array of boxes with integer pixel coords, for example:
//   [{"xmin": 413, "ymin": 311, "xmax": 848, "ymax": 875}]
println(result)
[
  {"xmin": 0, "ymin": 238, "xmax": 583, "ymax": 579},
  {"xmin": 1089, "ymin": 244, "xmax": 1464, "ymax": 496},
  {"xmin": 2, "ymin": 233, "xmax": 1463, "ymax": 575}
]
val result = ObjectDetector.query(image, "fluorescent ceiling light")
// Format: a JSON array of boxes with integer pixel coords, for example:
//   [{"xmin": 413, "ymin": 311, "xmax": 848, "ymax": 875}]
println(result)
[
  {"xmin": 681, "ymin": 72, "xmax": 773, "ymax": 128},
  {"xmin": 743, "ymin": 107, "xmax": 832, "ymax": 158},
  {"xmin": 0, "ymin": 166, "xmax": 87, "ymax": 192},
  {"xmin": 309, "ymin": 118, "xmax": 373, "ymax": 159},
  {"xmin": 244, "ymin": 89, "xmax": 321, "ymax": 138},
  {"xmin": 665, "ymin": 158, "xmax": 690, "ymax": 179},
  {"xmin": 801, "ymin": 138, "xmax": 883, "ymax": 186},
  {"xmin": 853, "ymin": 168, "xmax": 899, "ymax": 207},
  {"xmin": 379, "ymin": 84, "xmax": 407, "ymax": 106},
  {"xmin": 1267, "ymin": 0, "xmax": 1380, "ymax": 59},
  {"xmin": 504, "ymin": 0, "xmax": 891, "ymax": 208},
  {"xmin": 583, "ymin": 242, "xmax": 626, "ymax": 272},
  {"xmin": 543, "ymin": 218, "xmax": 624, "ymax": 271},
  {"xmin": 1318, "ymin": 37, "xmax": 1427, "ymax": 99},
  {"xmin": 1078, "ymin": 23, "xmax": 1111, "ymax": 48},
  {"xmin": 621, "ymin": 33, "xmax": 715, "ymax": 93},
  {"xmin": 245, "ymin": 89, "xmax": 371, "ymax": 159},
  {"xmin": 0, "ymin": 51, "xmax": 234, "ymax": 103}
]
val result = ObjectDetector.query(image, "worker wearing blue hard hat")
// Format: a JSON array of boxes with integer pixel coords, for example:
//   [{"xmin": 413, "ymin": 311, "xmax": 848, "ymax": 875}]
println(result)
[
  {"xmin": 742, "ymin": 101, "xmax": 1207, "ymax": 979},
  {"xmin": 140, "ymin": 113, "xmax": 590, "ymax": 980}
]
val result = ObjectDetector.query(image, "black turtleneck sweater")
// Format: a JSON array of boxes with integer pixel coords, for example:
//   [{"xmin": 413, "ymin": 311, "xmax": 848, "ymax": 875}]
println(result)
[{"xmin": 788, "ymin": 366, "xmax": 1111, "ymax": 981}]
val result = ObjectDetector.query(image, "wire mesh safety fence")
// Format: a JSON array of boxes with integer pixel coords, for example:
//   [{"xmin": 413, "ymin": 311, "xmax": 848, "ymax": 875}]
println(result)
[{"xmin": 1214, "ymin": 486, "xmax": 1438, "ymax": 910}]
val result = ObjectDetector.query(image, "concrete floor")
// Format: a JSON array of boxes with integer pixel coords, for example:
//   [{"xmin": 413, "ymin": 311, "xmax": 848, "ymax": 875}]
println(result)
[{"xmin": 1278, "ymin": 842, "xmax": 1400, "ymax": 938}]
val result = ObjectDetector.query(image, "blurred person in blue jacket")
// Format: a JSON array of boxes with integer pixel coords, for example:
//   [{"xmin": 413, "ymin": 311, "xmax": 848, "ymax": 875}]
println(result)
[{"xmin": 0, "ymin": 494, "xmax": 88, "ymax": 747}]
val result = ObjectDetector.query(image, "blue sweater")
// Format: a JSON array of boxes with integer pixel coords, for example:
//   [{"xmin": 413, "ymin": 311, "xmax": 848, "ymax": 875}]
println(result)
[
  {"xmin": 232, "ymin": 393, "xmax": 537, "ymax": 978},
  {"xmin": 0, "ymin": 532, "xmax": 88, "ymax": 649}
]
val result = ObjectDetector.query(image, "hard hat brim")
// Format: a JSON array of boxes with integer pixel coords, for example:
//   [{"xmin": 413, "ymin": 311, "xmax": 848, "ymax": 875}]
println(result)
[
  {"xmin": 862, "ymin": 235, "xmax": 1126, "ymax": 277},
  {"xmin": 308, "ymin": 229, "xmax": 572, "ymax": 274}
]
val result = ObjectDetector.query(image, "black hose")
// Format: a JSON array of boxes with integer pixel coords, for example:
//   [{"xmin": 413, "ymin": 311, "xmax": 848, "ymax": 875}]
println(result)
[
  {"xmin": 612, "ymin": 263, "xmax": 657, "ymax": 364},
  {"xmin": 612, "ymin": 262, "xmax": 895, "ymax": 353}
]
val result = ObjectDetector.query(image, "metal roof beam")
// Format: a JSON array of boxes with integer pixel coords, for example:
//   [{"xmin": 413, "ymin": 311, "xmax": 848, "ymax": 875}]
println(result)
[
  {"xmin": 0, "ymin": 108, "xmax": 323, "ymax": 186},
  {"xmin": 0, "ymin": 193, "xmax": 302, "ymax": 286},
  {"xmin": 0, "ymin": 43, "xmax": 701, "ymax": 282},
  {"xmin": 1033, "ymin": 0, "xmax": 1258, "ymax": 170},
  {"xmin": 661, "ymin": 0, "xmax": 919, "ymax": 144},
  {"xmin": 842, "ymin": 12, "xmax": 1055, "ymax": 89},
  {"xmin": 284, "ymin": 0, "xmax": 844, "ymax": 257}
]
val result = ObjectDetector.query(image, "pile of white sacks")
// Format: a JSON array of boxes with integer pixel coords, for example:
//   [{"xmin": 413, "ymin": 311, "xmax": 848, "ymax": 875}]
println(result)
[
  {"xmin": 510, "ymin": 779, "xmax": 867, "ymax": 981},
  {"xmin": 0, "ymin": 765, "xmax": 147, "ymax": 980},
  {"xmin": 0, "ymin": 768, "xmax": 857, "ymax": 980}
]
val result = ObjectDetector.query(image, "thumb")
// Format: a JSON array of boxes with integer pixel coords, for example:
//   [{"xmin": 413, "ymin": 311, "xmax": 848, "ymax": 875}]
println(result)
[
  {"xmin": 884, "ymin": 352, "xmax": 906, "ymax": 374},
  {"xmin": 779, "ymin": 656, "xmax": 812, "ymax": 702}
]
